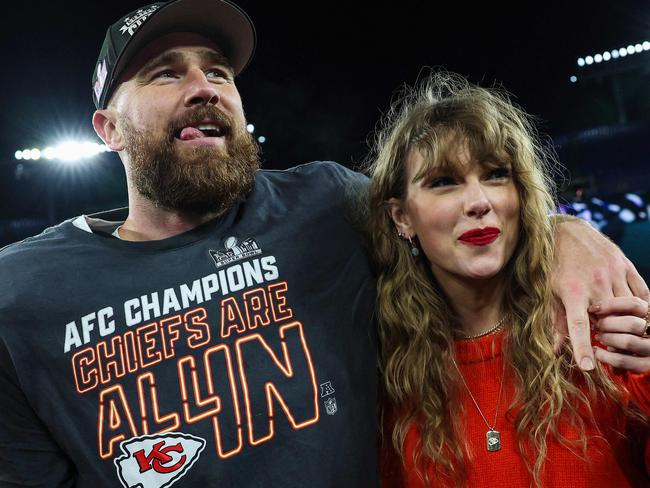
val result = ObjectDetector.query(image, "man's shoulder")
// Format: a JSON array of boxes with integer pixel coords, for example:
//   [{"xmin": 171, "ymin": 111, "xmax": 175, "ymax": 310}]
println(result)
[
  {"xmin": 259, "ymin": 161, "xmax": 368, "ymax": 186},
  {"xmin": 256, "ymin": 161, "xmax": 368, "ymax": 202},
  {"xmin": 252, "ymin": 161, "xmax": 368, "ymax": 231},
  {"xmin": 0, "ymin": 220, "xmax": 74, "ymax": 267}
]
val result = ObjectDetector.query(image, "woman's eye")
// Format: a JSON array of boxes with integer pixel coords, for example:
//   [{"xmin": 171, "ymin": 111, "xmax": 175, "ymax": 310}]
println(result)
[
  {"xmin": 427, "ymin": 176, "xmax": 456, "ymax": 188},
  {"xmin": 488, "ymin": 168, "xmax": 511, "ymax": 180}
]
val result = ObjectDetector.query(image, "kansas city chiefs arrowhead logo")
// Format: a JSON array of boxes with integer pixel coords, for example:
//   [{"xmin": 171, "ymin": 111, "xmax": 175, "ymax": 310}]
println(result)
[{"xmin": 114, "ymin": 432, "xmax": 206, "ymax": 488}]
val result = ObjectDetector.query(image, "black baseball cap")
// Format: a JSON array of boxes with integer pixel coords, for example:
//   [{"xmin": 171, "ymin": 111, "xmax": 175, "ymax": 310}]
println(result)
[{"xmin": 92, "ymin": 0, "xmax": 256, "ymax": 109}]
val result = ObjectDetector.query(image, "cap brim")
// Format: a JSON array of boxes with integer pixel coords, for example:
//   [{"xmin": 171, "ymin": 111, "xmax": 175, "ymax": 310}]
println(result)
[{"xmin": 113, "ymin": 0, "xmax": 256, "ymax": 81}]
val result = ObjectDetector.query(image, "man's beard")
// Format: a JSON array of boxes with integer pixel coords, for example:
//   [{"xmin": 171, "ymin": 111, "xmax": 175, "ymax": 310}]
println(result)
[{"xmin": 121, "ymin": 106, "xmax": 260, "ymax": 215}]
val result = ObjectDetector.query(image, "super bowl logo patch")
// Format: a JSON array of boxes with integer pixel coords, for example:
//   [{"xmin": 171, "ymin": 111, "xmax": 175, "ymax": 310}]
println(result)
[
  {"xmin": 209, "ymin": 236, "xmax": 262, "ymax": 268},
  {"xmin": 114, "ymin": 432, "xmax": 205, "ymax": 488}
]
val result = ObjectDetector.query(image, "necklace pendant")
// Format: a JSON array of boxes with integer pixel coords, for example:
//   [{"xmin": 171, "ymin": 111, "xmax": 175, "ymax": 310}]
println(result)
[{"xmin": 486, "ymin": 429, "xmax": 501, "ymax": 452}]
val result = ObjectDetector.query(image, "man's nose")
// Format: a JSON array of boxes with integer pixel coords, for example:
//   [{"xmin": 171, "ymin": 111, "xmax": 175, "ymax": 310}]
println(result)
[{"xmin": 183, "ymin": 68, "xmax": 220, "ymax": 107}]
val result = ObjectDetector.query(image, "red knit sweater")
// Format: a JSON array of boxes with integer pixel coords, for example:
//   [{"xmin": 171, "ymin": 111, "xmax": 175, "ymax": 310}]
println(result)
[{"xmin": 380, "ymin": 330, "xmax": 650, "ymax": 487}]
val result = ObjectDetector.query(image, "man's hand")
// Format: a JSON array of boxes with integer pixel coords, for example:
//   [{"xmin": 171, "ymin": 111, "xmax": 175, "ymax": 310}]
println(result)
[
  {"xmin": 551, "ymin": 217, "xmax": 649, "ymax": 370},
  {"xmin": 590, "ymin": 297, "xmax": 650, "ymax": 373}
]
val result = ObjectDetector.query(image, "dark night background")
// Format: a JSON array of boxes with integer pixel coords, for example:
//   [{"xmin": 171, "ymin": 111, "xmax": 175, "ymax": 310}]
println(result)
[{"xmin": 1, "ymin": 0, "xmax": 649, "ymax": 278}]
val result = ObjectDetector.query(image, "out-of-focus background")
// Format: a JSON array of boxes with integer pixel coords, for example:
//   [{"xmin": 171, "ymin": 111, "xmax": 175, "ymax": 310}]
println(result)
[{"xmin": 2, "ymin": 0, "xmax": 649, "ymax": 279}]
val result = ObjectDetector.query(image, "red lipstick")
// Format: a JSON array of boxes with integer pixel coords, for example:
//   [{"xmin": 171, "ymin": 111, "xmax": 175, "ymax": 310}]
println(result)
[{"xmin": 458, "ymin": 227, "xmax": 501, "ymax": 246}]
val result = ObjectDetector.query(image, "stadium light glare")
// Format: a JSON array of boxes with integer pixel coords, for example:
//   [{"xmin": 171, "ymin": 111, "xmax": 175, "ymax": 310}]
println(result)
[
  {"xmin": 13, "ymin": 141, "xmax": 110, "ymax": 163},
  {"xmin": 619, "ymin": 209, "xmax": 636, "ymax": 223},
  {"xmin": 43, "ymin": 147, "xmax": 56, "ymax": 160},
  {"xmin": 607, "ymin": 203, "xmax": 621, "ymax": 212},
  {"xmin": 569, "ymin": 75, "xmax": 577, "ymax": 83},
  {"xmin": 246, "ymin": 124, "xmax": 254, "ymax": 133},
  {"xmin": 625, "ymin": 193, "xmax": 644, "ymax": 207},
  {"xmin": 577, "ymin": 40, "xmax": 650, "ymax": 69},
  {"xmin": 258, "ymin": 136, "xmax": 266, "ymax": 143}
]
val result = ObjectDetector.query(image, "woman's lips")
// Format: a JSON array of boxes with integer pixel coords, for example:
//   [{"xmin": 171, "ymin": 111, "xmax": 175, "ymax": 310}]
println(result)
[{"xmin": 458, "ymin": 227, "xmax": 501, "ymax": 246}]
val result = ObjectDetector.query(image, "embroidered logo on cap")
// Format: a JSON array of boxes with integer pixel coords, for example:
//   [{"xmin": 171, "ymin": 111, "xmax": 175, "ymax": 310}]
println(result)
[
  {"xmin": 94, "ymin": 59, "xmax": 108, "ymax": 101},
  {"xmin": 119, "ymin": 5, "xmax": 160, "ymax": 36},
  {"xmin": 114, "ymin": 432, "xmax": 206, "ymax": 488}
]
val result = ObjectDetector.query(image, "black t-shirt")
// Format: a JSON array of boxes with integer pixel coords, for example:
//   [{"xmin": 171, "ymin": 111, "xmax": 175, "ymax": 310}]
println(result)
[{"xmin": 0, "ymin": 162, "xmax": 377, "ymax": 487}]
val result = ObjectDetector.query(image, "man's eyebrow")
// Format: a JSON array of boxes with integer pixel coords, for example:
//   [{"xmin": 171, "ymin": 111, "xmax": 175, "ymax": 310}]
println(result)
[
  {"xmin": 200, "ymin": 49, "xmax": 234, "ymax": 75},
  {"xmin": 136, "ymin": 49, "xmax": 234, "ymax": 78},
  {"xmin": 137, "ymin": 51, "xmax": 185, "ymax": 78}
]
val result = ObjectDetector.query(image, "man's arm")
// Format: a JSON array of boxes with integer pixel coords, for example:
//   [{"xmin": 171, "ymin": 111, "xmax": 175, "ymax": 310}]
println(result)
[
  {"xmin": 551, "ymin": 216, "xmax": 650, "ymax": 370},
  {"xmin": 0, "ymin": 338, "xmax": 75, "ymax": 487}
]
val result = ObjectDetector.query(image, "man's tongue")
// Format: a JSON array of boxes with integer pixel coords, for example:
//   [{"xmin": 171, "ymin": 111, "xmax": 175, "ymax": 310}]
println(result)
[{"xmin": 179, "ymin": 127, "xmax": 206, "ymax": 141}]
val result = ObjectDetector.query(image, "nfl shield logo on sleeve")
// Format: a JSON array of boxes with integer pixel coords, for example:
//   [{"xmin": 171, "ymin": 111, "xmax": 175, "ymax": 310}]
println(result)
[{"xmin": 324, "ymin": 397, "xmax": 338, "ymax": 415}]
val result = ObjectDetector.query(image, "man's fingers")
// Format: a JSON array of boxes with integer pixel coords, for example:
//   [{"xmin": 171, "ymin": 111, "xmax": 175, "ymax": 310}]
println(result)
[
  {"xmin": 594, "ymin": 346, "xmax": 650, "ymax": 374},
  {"xmin": 625, "ymin": 257, "xmax": 650, "ymax": 302},
  {"xmin": 612, "ymin": 257, "xmax": 634, "ymax": 298},
  {"xmin": 612, "ymin": 280, "xmax": 633, "ymax": 298},
  {"xmin": 564, "ymin": 298, "xmax": 594, "ymax": 370}
]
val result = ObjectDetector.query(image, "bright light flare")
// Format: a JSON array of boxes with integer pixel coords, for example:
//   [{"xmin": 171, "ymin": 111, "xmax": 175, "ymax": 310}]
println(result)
[
  {"xmin": 577, "ymin": 40, "xmax": 650, "ymax": 67},
  {"xmin": 14, "ymin": 141, "xmax": 110, "ymax": 163},
  {"xmin": 625, "ymin": 193, "xmax": 644, "ymax": 207}
]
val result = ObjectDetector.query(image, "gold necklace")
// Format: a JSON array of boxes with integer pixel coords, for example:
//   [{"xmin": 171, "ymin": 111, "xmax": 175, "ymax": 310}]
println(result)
[
  {"xmin": 454, "ymin": 315, "xmax": 507, "ymax": 340},
  {"xmin": 452, "ymin": 357, "xmax": 506, "ymax": 452}
]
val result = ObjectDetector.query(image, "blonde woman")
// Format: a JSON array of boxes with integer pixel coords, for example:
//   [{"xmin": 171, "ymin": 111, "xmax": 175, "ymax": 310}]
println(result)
[{"xmin": 367, "ymin": 72, "xmax": 650, "ymax": 486}]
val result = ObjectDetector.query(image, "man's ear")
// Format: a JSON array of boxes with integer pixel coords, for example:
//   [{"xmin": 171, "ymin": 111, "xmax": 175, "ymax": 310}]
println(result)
[
  {"xmin": 387, "ymin": 197, "xmax": 415, "ymax": 238},
  {"xmin": 92, "ymin": 109, "xmax": 124, "ymax": 151}
]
